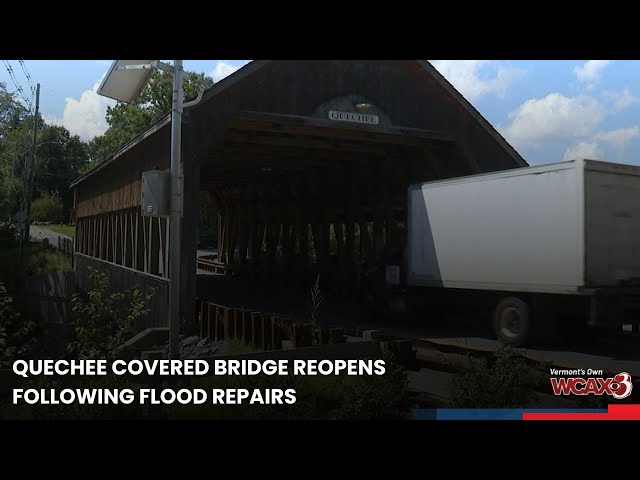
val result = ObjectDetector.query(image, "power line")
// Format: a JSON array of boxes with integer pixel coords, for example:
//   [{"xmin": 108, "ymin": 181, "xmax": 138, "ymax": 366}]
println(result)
[
  {"xmin": 2, "ymin": 60, "xmax": 31, "ymax": 110},
  {"xmin": 18, "ymin": 60, "xmax": 35, "ymax": 94},
  {"xmin": 18, "ymin": 60, "xmax": 35, "ymax": 110}
]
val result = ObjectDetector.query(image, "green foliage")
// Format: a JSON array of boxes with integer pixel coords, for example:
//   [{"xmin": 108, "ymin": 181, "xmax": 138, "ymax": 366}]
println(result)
[
  {"xmin": 0, "ymin": 83, "xmax": 90, "ymax": 220},
  {"xmin": 305, "ymin": 275, "xmax": 324, "ymax": 345},
  {"xmin": 275, "ymin": 317, "xmax": 293, "ymax": 341},
  {"xmin": 223, "ymin": 337, "xmax": 262, "ymax": 355},
  {"xmin": 0, "ymin": 243, "xmax": 71, "ymax": 290},
  {"xmin": 0, "ymin": 220, "xmax": 18, "ymax": 249},
  {"xmin": 88, "ymin": 70, "xmax": 212, "ymax": 165},
  {"xmin": 449, "ymin": 345, "xmax": 546, "ymax": 408},
  {"xmin": 23, "ymin": 245, "xmax": 71, "ymax": 275},
  {"xmin": 0, "ymin": 81, "xmax": 27, "ymax": 138},
  {"xmin": 0, "ymin": 282, "xmax": 37, "ymax": 368},
  {"xmin": 334, "ymin": 353, "xmax": 408, "ymax": 419},
  {"xmin": 31, "ymin": 191, "xmax": 63, "ymax": 223},
  {"xmin": 33, "ymin": 125, "xmax": 89, "ymax": 218},
  {"xmin": 69, "ymin": 267, "xmax": 155, "ymax": 360},
  {"xmin": 0, "ymin": 83, "xmax": 28, "ymax": 218}
]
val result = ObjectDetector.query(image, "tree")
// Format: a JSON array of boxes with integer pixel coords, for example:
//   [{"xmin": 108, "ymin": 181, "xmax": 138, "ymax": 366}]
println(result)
[
  {"xmin": 34, "ymin": 124, "xmax": 89, "ymax": 220},
  {"xmin": 0, "ymin": 83, "xmax": 90, "ymax": 222},
  {"xmin": 0, "ymin": 82, "xmax": 27, "ymax": 138},
  {"xmin": 88, "ymin": 70, "xmax": 212, "ymax": 165},
  {"xmin": 31, "ymin": 191, "xmax": 63, "ymax": 224},
  {"xmin": 0, "ymin": 83, "xmax": 29, "ymax": 219}
]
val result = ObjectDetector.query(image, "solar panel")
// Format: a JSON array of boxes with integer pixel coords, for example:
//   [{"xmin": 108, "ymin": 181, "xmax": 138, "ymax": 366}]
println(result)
[{"xmin": 97, "ymin": 60, "xmax": 158, "ymax": 103}]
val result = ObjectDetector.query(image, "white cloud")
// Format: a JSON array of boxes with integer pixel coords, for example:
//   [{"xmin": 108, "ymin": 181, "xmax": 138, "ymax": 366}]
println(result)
[
  {"xmin": 603, "ymin": 88, "xmax": 639, "ymax": 113},
  {"xmin": 561, "ymin": 127, "xmax": 640, "ymax": 163},
  {"xmin": 209, "ymin": 61, "xmax": 241, "ymax": 82},
  {"xmin": 501, "ymin": 93, "xmax": 605, "ymax": 147},
  {"xmin": 595, "ymin": 126, "xmax": 640, "ymax": 150},
  {"xmin": 563, "ymin": 141, "xmax": 603, "ymax": 161},
  {"xmin": 573, "ymin": 60, "xmax": 611, "ymax": 88},
  {"xmin": 431, "ymin": 60, "xmax": 525, "ymax": 102},
  {"xmin": 47, "ymin": 73, "xmax": 116, "ymax": 141}
]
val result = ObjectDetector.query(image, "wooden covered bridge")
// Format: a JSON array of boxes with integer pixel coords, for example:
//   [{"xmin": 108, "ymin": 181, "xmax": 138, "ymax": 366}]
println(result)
[{"xmin": 70, "ymin": 60, "xmax": 527, "ymax": 331}]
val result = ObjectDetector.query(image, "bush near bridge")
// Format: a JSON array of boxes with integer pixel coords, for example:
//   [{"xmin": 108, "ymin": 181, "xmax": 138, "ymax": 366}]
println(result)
[
  {"xmin": 448, "ymin": 344, "xmax": 547, "ymax": 408},
  {"xmin": 68, "ymin": 267, "xmax": 156, "ymax": 361},
  {"xmin": 31, "ymin": 192, "xmax": 63, "ymax": 224}
]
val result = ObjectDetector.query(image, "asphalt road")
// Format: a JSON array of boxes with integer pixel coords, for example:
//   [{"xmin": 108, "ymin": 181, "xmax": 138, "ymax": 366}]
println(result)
[{"xmin": 29, "ymin": 225, "xmax": 72, "ymax": 246}]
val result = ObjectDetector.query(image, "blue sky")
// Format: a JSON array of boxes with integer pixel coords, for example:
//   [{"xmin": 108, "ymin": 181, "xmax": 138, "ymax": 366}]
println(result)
[{"xmin": 2, "ymin": 60, "xmax": 639, "ymax": 166}]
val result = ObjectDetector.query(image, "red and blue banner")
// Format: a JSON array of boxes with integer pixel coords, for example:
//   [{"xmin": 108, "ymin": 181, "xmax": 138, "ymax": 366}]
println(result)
[{"xmin": 412, "ymin": 404, "xmax": 640, "ymax": 420}]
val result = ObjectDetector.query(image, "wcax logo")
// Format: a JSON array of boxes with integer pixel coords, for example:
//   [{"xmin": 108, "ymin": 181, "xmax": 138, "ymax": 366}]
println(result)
[{"xmin": 550, "ymin": 369, "xmax": 633, "ymax": 400}]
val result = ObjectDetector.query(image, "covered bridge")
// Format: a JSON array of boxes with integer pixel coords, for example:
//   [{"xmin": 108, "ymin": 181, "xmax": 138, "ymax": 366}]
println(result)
[{"xmin": 70, "ymin": 60, "xmax": 527, "ymax": 331}]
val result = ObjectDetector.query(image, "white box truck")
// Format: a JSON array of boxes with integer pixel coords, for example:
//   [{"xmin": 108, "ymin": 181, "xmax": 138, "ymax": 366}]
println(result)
[{"xmin": 381, "ymin": 159, "xmax": 640, "ymax": 346}]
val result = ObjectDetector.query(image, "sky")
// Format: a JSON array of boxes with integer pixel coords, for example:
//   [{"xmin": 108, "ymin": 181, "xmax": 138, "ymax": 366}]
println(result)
[{"xmin": 2, "ymin": 59, "xmax": 640, "ymax": 166}]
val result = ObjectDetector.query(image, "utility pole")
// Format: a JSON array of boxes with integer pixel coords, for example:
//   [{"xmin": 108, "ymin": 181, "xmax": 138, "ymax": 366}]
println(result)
[
  {"xmin": 23, "ymin": 82, "xmax": 40, "ymax": 243},
  {"xmin": 168, "ymin": 61, "xmax": 183, "ymax": 360}
]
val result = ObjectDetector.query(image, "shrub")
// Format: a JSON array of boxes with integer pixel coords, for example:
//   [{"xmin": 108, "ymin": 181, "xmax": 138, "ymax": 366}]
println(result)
[
  {"xmin": 449, "ymin": 345, "xmax": 546, "ymax": 409},
  {"xmin": 0, "ymin": 282, "xmax": 37, "ymax": 368},
  {"xmin": 69, "ymin": 267, "xmax": 155, "ymax": 360},
  {"xmin": 0, "ymin": 221, "xmax": 18, "ymax": 249},
  {"xmin": 31, "ymin": 191, "xmax": 63, "ymax": 224},
  {"xmin": 305, "ymin": 275, "xmax": 324, "ymax": 345},
  {"xmin": 334, "ymin": 353, "xmax": 408, "ymax": 419},
  {"xmin": 24, "ymin": 245, "xmax": 71, "ymax": 275}
]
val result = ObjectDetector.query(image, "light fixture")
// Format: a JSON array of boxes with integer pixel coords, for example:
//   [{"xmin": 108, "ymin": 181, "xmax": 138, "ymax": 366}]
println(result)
[
  {"xmin": 261, "ymin": 167, "xmax": 273, "ymax": 172},
  {"xmin": 355, "ymin": 102, "xmax": 371, "ymax": 110},
  {"xmin": 97, "ymin": 60, "xmax": 159, "ymax": 103}
]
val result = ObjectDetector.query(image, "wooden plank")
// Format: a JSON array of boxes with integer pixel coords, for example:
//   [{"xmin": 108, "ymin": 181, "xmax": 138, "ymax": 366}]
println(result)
[
  {"xmin": 133, "ymin": 211, "xmax": 139, "ymax": 271},
  {"xmin": 164, "ymin": 217, "xmax": 169, "ymax": 277},
  {"xmin": 157, "ymin": 217, "xmax": 164, "ymax": 277},
  {"xmin": 111, "ymin": 215, "xmax": 116, "ymax": 264},
  {"xmin": 99, "ymin": 216, "xmax": 104, "ymax": 260},
  {"xmin": 142, "ymin": 214, "xmax": 149, "ymax": 273}
]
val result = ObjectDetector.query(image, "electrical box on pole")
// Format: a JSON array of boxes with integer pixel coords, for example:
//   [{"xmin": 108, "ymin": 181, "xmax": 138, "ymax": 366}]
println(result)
[{"xmin": 141, "ymin": 169, "xmax": 171, "ymax": 217}]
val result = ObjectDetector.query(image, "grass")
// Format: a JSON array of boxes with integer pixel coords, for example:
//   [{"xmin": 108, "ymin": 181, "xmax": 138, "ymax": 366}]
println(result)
[
  {"xmin": 35, "ymin": 223, "xmax": 75, "ymax": 238},
  {"xmin": 0, "ymin": 242, "xmax": 71, "ymax": 289},
  {"xmin": 222, "ymin": 337, "xmax": 263, "ymax": 355}
]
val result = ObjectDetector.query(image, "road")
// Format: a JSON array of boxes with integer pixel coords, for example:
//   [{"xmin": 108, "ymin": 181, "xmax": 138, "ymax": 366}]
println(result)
[{"xmin": 29, "ymin": 225, "xmax": 72, "ymax": 247}]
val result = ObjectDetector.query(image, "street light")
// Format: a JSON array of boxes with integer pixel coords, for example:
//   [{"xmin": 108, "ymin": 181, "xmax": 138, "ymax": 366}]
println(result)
[{"xmin": 97, "ymin": 60, "xmax": 206, "ymax": 360}]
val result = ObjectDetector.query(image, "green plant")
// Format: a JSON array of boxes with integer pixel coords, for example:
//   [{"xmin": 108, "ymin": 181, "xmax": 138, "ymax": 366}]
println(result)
[
  {"xmin": 335, "ymin": 353, "xmax": 408, "ymax": 420},
  {"xmin": 0, "ymin": 282, "xmax": 37, "ymax": 368},
  {"xmin": 0, "ymin": 221, "xmax": 18, "ymax": 249},
  {"xmin": 275, "ymin": 317, "xmax": 293, "ymax": 341},
  {"xmin": 69, "ymin": 267, "xmax": 155, "ymax": 360},
  {"xmin": 223, "ymin": 337, "xmax": 262, "ymax": 355},
  {"xmin": 31, "ymin": 191, "xmax": 63, "ymax": 224},
  {"xmin": 24, "ymin": 245, "xmax": 71, "ymax": 275},
  {"xmin": 305, "ymin": 275, "xmax": 324, "ymax": 345},
  {"xmin": 449, "ymin": 345, "xmax": 546, "ymax": 408}
]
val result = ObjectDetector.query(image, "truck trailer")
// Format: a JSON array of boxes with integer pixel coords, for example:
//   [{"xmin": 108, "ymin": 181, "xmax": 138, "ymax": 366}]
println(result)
[{"xmin": 378, "ymin": 159, "xmax": 640, "ymax": 346}]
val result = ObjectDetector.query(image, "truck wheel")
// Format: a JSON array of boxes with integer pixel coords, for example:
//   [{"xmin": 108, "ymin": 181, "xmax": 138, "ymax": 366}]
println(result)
[{"xmin": 494, "ymin": 297, "xmax": 532, "ymax": 347}]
